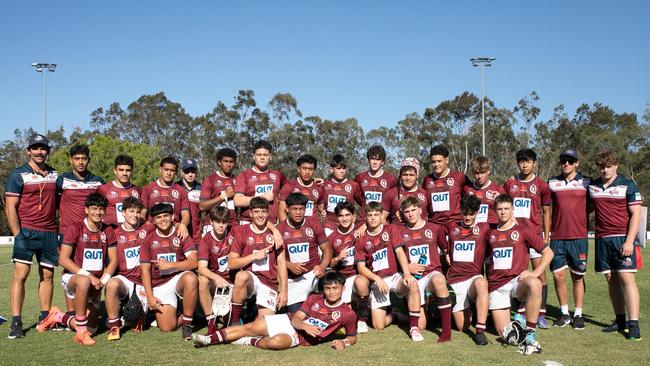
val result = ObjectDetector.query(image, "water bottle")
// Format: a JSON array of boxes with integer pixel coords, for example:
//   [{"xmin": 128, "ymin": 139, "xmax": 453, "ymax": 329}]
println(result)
[{"xmin": 414, "ymin": 254, "xmax": 427, "ymax": 279}]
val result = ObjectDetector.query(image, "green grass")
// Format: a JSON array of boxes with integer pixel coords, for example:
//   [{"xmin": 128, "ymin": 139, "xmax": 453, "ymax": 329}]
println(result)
[{"xmin": 0, "ymin": 243, "xmax": 648, "ymax": 366}]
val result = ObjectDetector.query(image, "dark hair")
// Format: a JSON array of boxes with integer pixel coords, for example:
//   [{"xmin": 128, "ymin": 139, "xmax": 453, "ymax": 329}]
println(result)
[
  {"xmin": 216, "ymin": 148, "xmax": 237, "ymax": 161},
  {"xmin": 285, "ymin": 192, "xmax": 309, "ymax": 207},
  {"xmin": 399, "ymin": 196, "xmax": 421, "ymax": 211},
  {"xmin": 122, "ymin": 196, "xmax": 144, "ymax": 211},
  {"xmin": 69, "ymin": 144, "xmax": 90, "ymax": 157},
  {"xmin": 334, "ymin": 201, "xmax": 355, "ymax": 216},
  {"xmin": 429, "ymin": 145, "xmax": 449, "ymax": 158},
  {"xmin": 322, "ymin": 271, "xmax": 346, "ymax": 286},
  {"xmin": 330, "ymin": 154, "xmax": 347, "ymax": 168},
  {"xmin": 471, "ymin": 156, "xmax": 490, "ymax": 172},
  {"xmin": 250, "ymin": 197, "xmax": 270, "ymax": 210},
  {"xmin": 460, "ymin": 195, "xmax": 482, "ymax": 214},
  {"xmin": 253, "ymin": 140, "xmax": 273, "ymax": 154},
  {"xmin": 208, "ymin": 206, "xmax": 230, "ymax": 223},
  {"xmin": 516, "ymin": 148, "xmax": 537, "ymax": 162},
  {"xmin": 366, "ymin": 145, "xmax": 387, "ymax": 161},
  {"xmin": 366, "ymin": 201, "xmax": 383, "ymax": 214},
  {"xmin": 296, "ymin": 154, "xmax": 317, "ymax": 168},
  {"xmin": 114, "ymin": 154, "xmax": 134, "ymax": 168},
  {"xmin": 596, "ymin": 150, "xmax": 618, "ymax": 167},
  {"xmin": 85, "ymin": 193, "xmax": 108, "ymax": 208},
  {"xmin": 494, "ymin": 193, "xmax": 513, "ymax": 208},
  {"xmin": 150, "ymin": 203, "xmax": 174, "ymax": 217},
  {"xmin": 160, "ymin": 156, "xmax": 179, "ymax": 168}
]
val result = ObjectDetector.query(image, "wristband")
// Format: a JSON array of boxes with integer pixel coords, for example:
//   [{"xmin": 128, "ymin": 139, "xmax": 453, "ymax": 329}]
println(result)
[
  {"xmin": 77, "ymin": 269, "xmax": 91, "ymax": 277},
  {"xmin": 100, "ymin": 274, "xmax": 112, "ymax": 285},
  {"xmin": 343, "ymin": 339, "xmax": 351, "ymax": 347}
]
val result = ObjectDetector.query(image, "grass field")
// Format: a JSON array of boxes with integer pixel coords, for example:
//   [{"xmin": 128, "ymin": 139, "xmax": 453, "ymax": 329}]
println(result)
[{"xmin": 0, "ymin": 243, "xmax": 647, "ymax": 366}]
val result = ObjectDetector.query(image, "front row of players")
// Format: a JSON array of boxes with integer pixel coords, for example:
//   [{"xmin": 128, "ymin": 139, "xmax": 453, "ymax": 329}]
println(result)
[{"xmin": 38, "ymin": 191, "xmax": 552, "ymax": 354}]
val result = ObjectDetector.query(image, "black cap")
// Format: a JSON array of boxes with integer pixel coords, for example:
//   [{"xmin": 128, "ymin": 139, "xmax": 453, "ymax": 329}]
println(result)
[
  {"xmin": 559, "ymin": 149, "xmax": 579, "ymax": 160},
  {"xmin": 181, "ymin": 158, "xmax": 198, "ymax": 171},
  {"xmin": 27, "ymin": 134, "xmax": 50, "ymax": 149}
]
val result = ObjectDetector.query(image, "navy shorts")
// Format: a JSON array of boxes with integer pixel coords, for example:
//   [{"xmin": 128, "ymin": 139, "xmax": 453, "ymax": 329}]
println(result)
[
  {"xmin": 12, "ymin": 228, "xmax": 61, "ymax": 268},
  {"xmin": 550, "ymin": 239, "xmax": 588, "ymax": 274},
  {"xmin": 595, "ymin": 236, "xmax": 637, "ymax": 274}
]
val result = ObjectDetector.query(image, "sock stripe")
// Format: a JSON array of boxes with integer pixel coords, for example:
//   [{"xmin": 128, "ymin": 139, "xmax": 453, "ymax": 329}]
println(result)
[{"xmin": 437, "ymin": 304, "xmax": 452, "ymax": 309}]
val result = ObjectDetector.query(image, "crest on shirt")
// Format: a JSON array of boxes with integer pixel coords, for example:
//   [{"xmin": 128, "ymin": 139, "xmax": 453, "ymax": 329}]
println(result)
[
  {"xmin": 381, "ymin": 232, "xmax": 389, "ymax": 241},
  {"xmin": 345, "ymin": 184, "xmax": 352, "ymax": 193},
  {"xmin": 427, "ymin": 180, "xmax": 434, "ymax": 188},
  {"xmin": 81, "ymin": 233, "xmax": 89, "ymax": 243},
  {"xmin": 172, "ymin": 237, "xmax": 181, "ymax": 247},
  {"xmin": 118, "ymin": 235, "xmax": 127, "ymax": 244},
  {"xmin": 138, "ymin": 230, "xmax": 147, "ymax": 239},
  {"xmin": 266, "ymin": 234, "xmax": 274, "ymax": 244},
  {"xmin": 211, "ymin": 246, "xmax": 219, "ymax": 254},
  {"xmin": 306, "ymin": 228, "xmax": 314, "ymax": 238},
  {"xmin": 365, "ymin": 241, "xmax": 372, "ymax": 250},
  {"xmin": 100, "ymin": 232, "xmax": 107, "ymax": 243},
  {"xmin": 110, "ymin": 191, "xmax": 118, "ymax": 198},
  {"xmin": 486, "ymin": 190, "xmax": 499, "ymax": 200},
  {"xmin": 529, "ymin": 184, "xmax": 537, "ymax": 194},
  {"xmin": 171, "ymin": 189, "xmax": 179, "ymax": 199},
  {"xmin": 424, "ymin": 229, "xmax": 433, "ymax": 239},
  {"xmin": 362, "ymin": 179, "xmax": 368, "ymax": 186},
  {"xmin": 228, "ymin": 236, "xmax": 234, "ymax": 245},
  {"xmin": 311, "ymin": 303, "xmax": 320, "ymax": 312},
  {"xmin": 269, "ymin": 172, "xmax": 277, "ymax": 181},
  {"xmin": 283, "ymin": 231, "xmax": 290, "ymax": 239},
  {"xmin": 251, "ymin": 175, "xmax": 258, "ymax": 181},
  {"xmin": 447, "ymin": 178, "xmax": 455, "ymax": 187},
  {"xmin": 380, "ymin": 179, "xmax": 387, "ymax": 188},
  {"xmin": 452, "ymin": 227, "xmax": 460, "ymax": 235},
  {"xmin": 312, "ymin": 189, "xmax": 319, "ymax": 198},
  {"xmin": 152, "ymin": 240, "xmax": 160, "ymax": 249},
  {"xmin": 472, "ymin": 226, "xmax": 480, "ymax": 236},
  {"xmin": 417, "ymin": 193, "xmax": 425, "ymax": 201},
  {"xmin": 510, "ymin": 184, "xmax": 518, "ymax": 192},
  {"xmin": 247, "ymin": 237, "xmax": 255, "ymax": 246},
  {"xmin": 131, "ymin": 190, "xmax": 139, "ymax": 198},
  {"xmin": 511, "ymin": 231, "xmax": 520, "ymax": 241},
  {"xmin": 332, "ymin": 311, "xmax": 341, "ymax": 321}
]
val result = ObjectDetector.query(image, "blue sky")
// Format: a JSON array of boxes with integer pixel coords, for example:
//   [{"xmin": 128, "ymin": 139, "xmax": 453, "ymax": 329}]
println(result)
[{"xmin": 1, "ymin": 1, "xmax": 648, "ymax": 141}]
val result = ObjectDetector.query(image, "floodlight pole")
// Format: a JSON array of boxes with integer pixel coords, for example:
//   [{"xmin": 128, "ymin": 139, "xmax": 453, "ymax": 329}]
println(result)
[
  {"xmin": 470, "ymin": 57, "xmax": 495, "ymax": 157},
  {"xmin": 32, "ymin": 63, "xmax": 57, "ymax": 133}
]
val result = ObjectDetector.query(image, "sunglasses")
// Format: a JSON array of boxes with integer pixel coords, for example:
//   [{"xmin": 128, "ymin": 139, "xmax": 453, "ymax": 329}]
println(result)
[{"xmin": 559, "ymin": 158, "xmax": 577, "ymax": 165}]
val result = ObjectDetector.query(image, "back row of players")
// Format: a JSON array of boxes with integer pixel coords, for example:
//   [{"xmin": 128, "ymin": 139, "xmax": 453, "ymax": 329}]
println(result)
[{"xmin": 5, "ymin": 134, "xmax": 643, "ymax": 354}]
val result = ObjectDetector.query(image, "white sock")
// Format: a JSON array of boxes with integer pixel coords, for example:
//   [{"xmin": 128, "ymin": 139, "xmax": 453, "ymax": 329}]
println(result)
[
  {"xmin": 560, "ymin": 305, "xmax": 569, "ymax": 315},
  {"xmin": 574, "ymin": 308, "xmax": 582, "ymax": 317}
]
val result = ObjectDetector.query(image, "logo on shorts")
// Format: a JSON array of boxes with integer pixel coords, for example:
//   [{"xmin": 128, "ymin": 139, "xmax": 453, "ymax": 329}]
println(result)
[
  {"xmin": 269, "ymin": 173, "xmax": 277, "ymax": 181},
  {"xmin": 131, "ymin": 190, "xmax": 139, "ymax": 198},
  {"xmin": 171, "ymin": 189, "xmax": 179, "ymax": 199},
  {"xmin": 530, "ymin": 184, "xmax": 537, "ymax": 194},
  {"xmin": 447, "ymin": 178, "xmax": 455, "ymax": 187},
  {"xmin": 417, "ymin": 193, "xmax": 425, "ymax": 201},
  {"xmin": 266, "ymin": 234, "xmax": 274, "ymax": 244},
  {"xmin": 305, "ymin": 228, "xmax": 314, "ymax": 238},
  {"xmin": 380, "ymin": 179, "xmax": 387, "ymax": 188},
  {"xmin": 332, "ymin": 311, "xmax": 341, "ymax": 321},
  {"xmin": 172, "ymin": 237, "xmax": 181, "ymax": 247},
  {"xmin": 345, "ymin": 184, "xmax": 352, "ymax": 193},
  {"xmin": 510, "ymin": 231, "xmax": 520, "ymax": 241},
  {"xmin": 381, "ymin": 232, "xmax": 389, "ymax": 241},
  {"xmin": 472, "ymin": 226, "xmax": 480, "ymax": 236},
  {"xmin": 623, "ymin": 257, "xmax": 633, "ymax": 266},
  {"xmin": 424, "ymin": 229, "xmax": 433, "ymax": 239}
]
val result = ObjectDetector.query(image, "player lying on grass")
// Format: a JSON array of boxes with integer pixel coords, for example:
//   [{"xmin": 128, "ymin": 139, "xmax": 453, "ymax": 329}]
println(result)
[{"xmin": 192, "ymin": 271, "xmax": 357, "ymax": 350}]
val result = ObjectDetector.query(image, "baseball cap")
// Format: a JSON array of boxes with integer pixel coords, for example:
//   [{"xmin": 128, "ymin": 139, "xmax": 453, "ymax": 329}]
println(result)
[
  {"xmin": 181, "ymin": 158, "xmax": 198, "ymax": 171},
  {"xmin": 559, "ymin": 149, "xmax": 579, "ymax": 160},
  {"xmin": 400, "ymin": 157, "xmax": 420, "ymax": 177},
  {"xmin": 27, "ymin": 133, "xmax": 50, "ymax": 149}
]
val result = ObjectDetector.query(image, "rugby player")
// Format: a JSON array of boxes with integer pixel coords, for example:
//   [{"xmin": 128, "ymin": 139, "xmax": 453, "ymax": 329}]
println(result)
[
  {"xmin": 199, "ymin": 148, "xmax": 238, "ymax": 226},
  {"xmin": 353, "ymin": 201, "xmax": 423, "ymax": 342},
  {"xmin": 5, "ymin": 134, "xmax": 59, "ymax": 338},
  {"xmin": 178, "ymin": 158, "xmax": 203, "ymax": 240},
  {"xmin": 192, "ymin": 271, "xmax": 357, "ymax": 351},
  {"xmin": 487, "ymin": 194, "xmax": 553, "ymax": 354},
  {"xmin": 589, "ymin": 150, "xmax": 642, "ymax": 340},
  {"xmin": 381, "ymin": 158, "xmax": 428, "ymax": 227},
  {"xmin": 548, "ymin": 150, "xmax": 590, "ymax": 329},
  {"xmin": 277, "ymin": 193, "xmax": 332, "ymax": 313},
  {"xmin": 327, "ymin": 202, "xmax": 358, "ymax": 305},
  {"xmin": 354, "ymin": 145, "xmax": 397, "ymax": 223},
  {"xmin": 322, "ymin": 154, "xmax": 363, "ymax": 232},
  {"xmin": 463, "ymin": 156, "xmax": 504, "ymax": 228},
  {"xmin": 234, "ymin": 140, "xmax": 286, "ymax": 225},
  {"xmin": 142, "ymin": 157, "xmax": 191, "ymax": 239},
  {"xmin": 41, "ymin": 193, "xmax": 118, "ymax": 346},
  {"xmin": 278, "ymin": 154, "xmax": 325, "ymax": 221},
  {"xmin": 446, "ymin": 195, "xmax": 490, "ymax": 345},
  {"xmin": 228, "ymin": 197, "xmax": 288, "ymax": 323},
  {"xmin": 400, "ymin": 197, "xmax": 451, "ymax": 341},
  {"xmin": 98, "ymin": 155, "xmax": 142, "ymax": 227},
  {"xmin": 503, "ymin": 148, "xmax": 552, "ymax": 328},
  {"xmin": 140, "ymin": 203, "xmax": 199, "ymax": 340}
]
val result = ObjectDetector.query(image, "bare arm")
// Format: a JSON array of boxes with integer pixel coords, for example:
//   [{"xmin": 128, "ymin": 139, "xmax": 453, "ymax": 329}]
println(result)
[
  {"xmin": 4, "ymin": 196, "xmax": 20, "ymax": 235},
  {"xmin": 622, "ymin": 204, "xmax": 642, "ymax": 256},
  {"xmin": 277, "ymin": 200, "xmax": 288, "ymax": 222},
  {"xmin": 542, "ymin": 205, "xmax": 552, "ymax": 244}
]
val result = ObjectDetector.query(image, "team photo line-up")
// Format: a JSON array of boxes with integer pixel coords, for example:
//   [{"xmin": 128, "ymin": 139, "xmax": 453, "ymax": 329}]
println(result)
[{"xmin": 4, "ymin": 133, "xmax": 643, "ymax": 356}]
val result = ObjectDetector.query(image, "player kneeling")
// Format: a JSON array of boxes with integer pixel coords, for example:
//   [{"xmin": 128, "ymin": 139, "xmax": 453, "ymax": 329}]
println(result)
[
  {"xmin": 197, "ymin": 206, "xmax": 236, "ymax": 335},
  {"xmin": 446, "ymin": 195, "xmax": 490, "ymax": 345},
  {"xmin": 354, "ymin": 201, "xmax": 422, "ymax": 341},
  {"xmin": 192, "ymin": 271, "xmax": 357, "ymax": 350},
  {"xmin": 140, "ymin": 203, "xmax": 199, "ymax": 340},
  {"xmin": 40, "ymin": 193, "xmax": 118, "ymax": 346},
  {"xmin": 487, "ymin": 194, "xmax": 553, "ymax": 355}
]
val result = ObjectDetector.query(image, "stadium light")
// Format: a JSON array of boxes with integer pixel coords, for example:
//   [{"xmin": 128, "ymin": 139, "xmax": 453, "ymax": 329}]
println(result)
[
  {"xmin": 32, "ymin": 62, "xmax": 57, "ymax": 133},
  {"xmin": 470, "ymin": 57, "xmax": 495, "ymax": 157}
]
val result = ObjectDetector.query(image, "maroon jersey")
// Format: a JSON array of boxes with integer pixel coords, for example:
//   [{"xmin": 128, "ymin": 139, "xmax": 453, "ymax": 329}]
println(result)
[
  {"xmin": 401, "ymin": 222, "xmax": 446, "ymax": 276},
  {"xmin": 588, "ymin": 175, "xmax": 643, "ymax": 238},
  {"xmin": 277, "ymin": 219, "xmax": 328, "ymax": 279},
  {"xmin": 382, "ymin": 186, "xmax": 428, "ymax": 226},
  {"xmin": 200, "ymin": 171, "xmax": 237, "ymax": 224},
  {"xmin": 179, "ymin": 180, "xmax": 202, "ymax": 240},
  {"xmin": 503, "ymin": 175, "xmax": 551, "ymax": 235},
  {"xmin": 98, "ymin": 182, "xmax": 142, "ymax": 226},
  {"xmin": 230, "ymin": 224, "xmax": 283, "ymax": 288},
  {"xmin": 322, "ymin": 178, "xmax": 363, "ymax": 227},
  {"xmin": 56, "ymin": 172, "xmax": 104, "ymax": 233},
  {"xmin": 4, "ymin": 163, "xmax": 58, "ymax": 232},
  {"xmin": 296, "ymin": 294, "xmax": 357, "ymax": 346},
  {"xmin": 114, "ymin": 224, "xmax": 151, "ymax": 284},
  {"xmin": 198, "ymin": 230, "xmax": 235, "ymax": 284},
  {"xmin": 446, "ymin": 221, "xmax": 490, "ymax": 284},
  {"xmin": 548, "ymin": 174, "xmax": 591, "ymax": 240},
  {"xmin": 139, "ymin": 227, "xmax": 197, "ymax": 287},
  {"xmin": 355, "ymin": 224, "xmax": 403, "ymax": 278},
  {"xmin": 422, "ymin": 169, "xmax": 470, "ymax": 225},
  {"xmin": 327, "ymin": 224, "xmax": 357, "ymax": 278},
  {"xmin": 62, "ymin": 220, "xmax": 117, "ymax": 278},
  {"xmin": 463, "ymin": 181, "xmax": 505, "ymax": 225},
  {"xmin": 142, "ymin": 180, "xmax": 190, "ymax": 223},
  {"xmin": 486, "ymin": 223, "xmax": 547, "ymax": 292},
  {"xmin": 234, "ymin": 168, "xmax": 286, "ymax": 223},
  {"xmin": 354, "ymin": 170, "xmax": 398, "ymax": 221},
  {"xmin": 278, "ymin": 179, "xmax": 325, "ymax": 218}
]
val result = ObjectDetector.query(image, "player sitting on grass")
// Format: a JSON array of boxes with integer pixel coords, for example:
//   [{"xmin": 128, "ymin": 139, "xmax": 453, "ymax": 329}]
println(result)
[{"xmin": 192, "ymin": 271, "xmax": 357, "ymax": 350}]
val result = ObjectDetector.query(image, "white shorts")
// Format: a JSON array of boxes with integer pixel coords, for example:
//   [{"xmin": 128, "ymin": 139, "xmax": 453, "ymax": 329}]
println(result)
[
  {"xmin": 529, "ymin": 247, "xmax": 542, "ymax": 259},
  {"xmin": 488, "ymin": 277, "xmax": 523, "ymax": 310},
  {"xmin": 416, "ymin": 271, "xmax": 443, "ymax": 306},
  {"xmin": 370, "ymin": 273, "xmax": 404, "ymax": 310},
  {"xmin": 248, "ymin": 271, "xmax": 278, "ymax": 311},
  {"xmin": 342, "ymin": 275, "xmax": 357, "ymax": 304},
  {"xmin": 114, "ymin": 275, "xmax": 148, "ymax": 309},
  {"xmin": 264, "ymin": 314, "xmax": 300, "ymax": 347},
  {"xmin": 450, "ymin": 275, "xmax": 483, "ymax": 312},
  {"xmin": 287, "ymin": 270, "xmax": 318, "ymax": 306},
  {"xmin": 114, "ymin": 275, "xmax": 136, "ymax": 299},
  {"xmin": 61, "ymin": 273, "xmax": 100, "ymax": 308},
  {"xmin": 153, "ymin": 271, "xmax": 189, "ymax": 309}
]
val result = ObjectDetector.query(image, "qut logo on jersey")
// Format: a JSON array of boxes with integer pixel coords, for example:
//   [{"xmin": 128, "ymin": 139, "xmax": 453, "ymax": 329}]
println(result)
[
  {"xmin": 218, "ymin": 257, "xmax": 228, "ymax": 266},
  {"xmin": 431, "ymin": 192, "xmax": 449, "ymax": 202},
  {"xmin": 255, "ymin": 184, "xmax": 274, "ymax": 195},
  {"xmin": 365, "ymin": 192, "xmax": 381, "ymax": 201},
  {"xmin": 157, "ymin": 253, "xmax": 177, "ymax": 262},
  {"xmin": 493, "ymin": 248, "xmax": 512, "ymax": 258},
  {"xmin": 288, "ymin": 243, "xmax": 309, "ymax": 254},
  {"xmin": 478, "ymin": 205, "xmax": 488, "ymax": 214},
  {"xmin": 84, "ymin": 249, "xmax": 103, "ymax": 260},
  {"xmin": 305, "ymin": 317, "xmax": 329, "ymax": 329},
  {"xmin": 125, "ymin": 247, "xmax": 140, "ymax": 259},
  {"xmin": 455, "ymin": 242, "xmax": 475, "ymax": 251},
  {"xmin": 329, "ymin": 195, "xmax": 345, "ymax": 204},
  {"xmin": 409, "ymin": 246, "xmax": 429, "ymax": 257},
  {"xmin": 514, "ymin": 199, "xmax": 530, "ymax": 208},
  {"xmin": 373, "ymin": 250, "xmax": 387, "ymax": 261}
]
